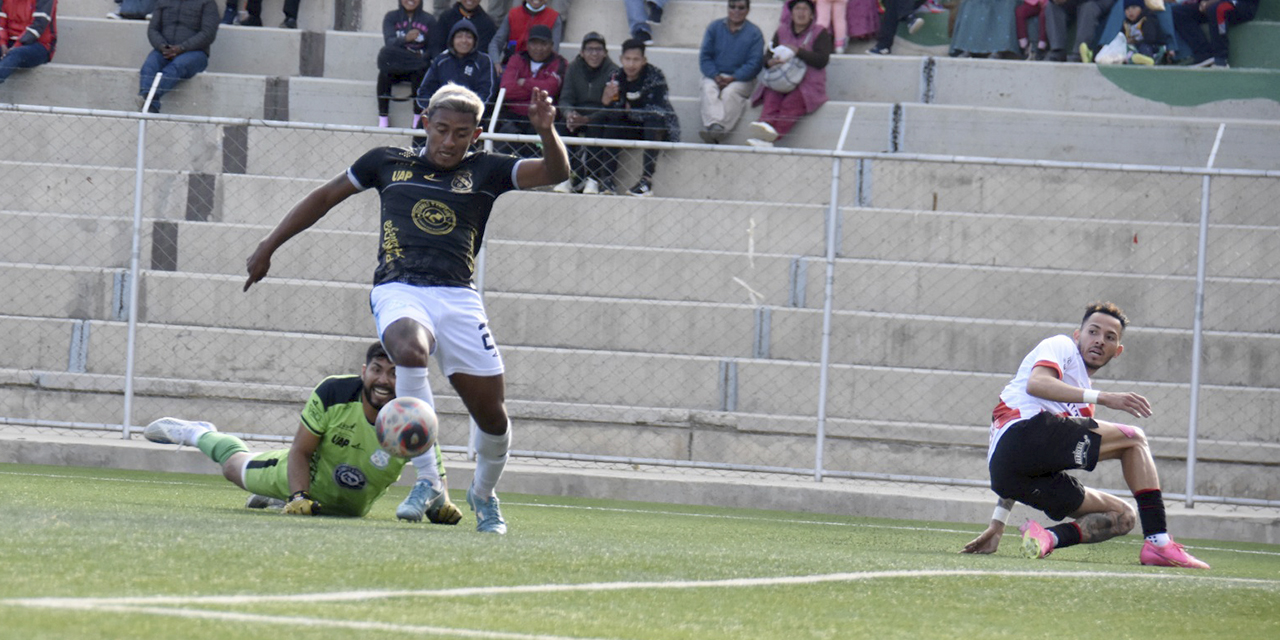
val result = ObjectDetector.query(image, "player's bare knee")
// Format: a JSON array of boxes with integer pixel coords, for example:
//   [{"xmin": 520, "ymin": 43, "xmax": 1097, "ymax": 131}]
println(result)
[
  {"xmin": 383, "ymin": 320, "xmax": 431, "ymax": 367},
  {"xmin": 474, "ymin": 409, "xmax": 509, "ymax": 436}
]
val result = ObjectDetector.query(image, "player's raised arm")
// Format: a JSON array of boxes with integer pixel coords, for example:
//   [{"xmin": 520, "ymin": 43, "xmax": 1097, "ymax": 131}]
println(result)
[
  {"xmin": 514, "ymin": 87, "xmax": 571, "ymax": 189},
  {"xmin": 244, "ymin": 174, "xmax": 361, "ymax": 291},
  {"xmin": 1026, "ymin": 367, "xmax": 1152, "ymax": 419}
]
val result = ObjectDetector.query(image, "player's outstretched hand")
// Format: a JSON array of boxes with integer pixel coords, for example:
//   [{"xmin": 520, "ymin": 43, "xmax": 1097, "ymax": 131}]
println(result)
[
  {"xmin": 1099, "ymin": 391, "xmax": 1152, "ymax": 419},
  {"xmin": 527, "ymin": 87, "xmax": 557, "ymax": 134},
  {"xmin": 428, "ymin": 498, "xmax": 463, "ymax": 525},
  {"xmin": 961, "ymin": 523, "xmax": 1004, "ymax": 555},
  {"xmin": 283, "ymin": 491, "xmax": 320, "ymax": 516},
  {"xmin": 244, "ymin": 243, "xmax": 272, "ymax": 292}
]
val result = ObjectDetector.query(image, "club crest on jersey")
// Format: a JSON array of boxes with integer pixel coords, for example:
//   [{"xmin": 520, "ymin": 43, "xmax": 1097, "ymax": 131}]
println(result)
[
  {"xmin": 451, "ymin": 170, "xmax": 474, "ymax": 193},
  {"xmin": 333, "ymin": 464, "xmax": 368, "ymax": 490},
  {"xmin": 411, "ymin": 199, "xmax": 457, "ymax": 235},
  {"xmin": 370, "ymin": 449, "xmax": 391, "ymax": 470}
]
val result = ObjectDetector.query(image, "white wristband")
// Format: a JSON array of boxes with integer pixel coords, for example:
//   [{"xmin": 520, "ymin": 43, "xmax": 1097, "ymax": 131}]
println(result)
[
  {"xmin": 992, "ymin": 505, "xmax": 1011, "ymax": 525},
  {"xmin": 1082, "ymin": 389, "xmax": 1100, "ymax": 404}
]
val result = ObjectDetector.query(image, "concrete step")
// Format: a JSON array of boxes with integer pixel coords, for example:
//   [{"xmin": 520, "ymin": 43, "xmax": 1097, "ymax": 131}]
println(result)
[
  {"xmin": 56, "ymin": 0, "xmax": 337, "ymax": 32},
  {"xmin": 1, "ymin": 64, "xmax": 270, "ymax": 117},
  {"xmin": 1232, "ymin": 21, "xmax": 1280, "ymax": 70}
]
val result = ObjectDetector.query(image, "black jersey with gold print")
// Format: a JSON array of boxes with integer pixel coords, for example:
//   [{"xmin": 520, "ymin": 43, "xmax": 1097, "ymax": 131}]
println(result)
[{"xmin": 347, "ymin": 146, "xmax": 522, "ymax": 288}]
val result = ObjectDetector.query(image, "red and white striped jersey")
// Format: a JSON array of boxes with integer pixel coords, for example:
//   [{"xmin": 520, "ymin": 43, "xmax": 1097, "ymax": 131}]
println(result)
[{"xmin": 988, "ymin": 334, "xmax": 1095, "ymax": 461}]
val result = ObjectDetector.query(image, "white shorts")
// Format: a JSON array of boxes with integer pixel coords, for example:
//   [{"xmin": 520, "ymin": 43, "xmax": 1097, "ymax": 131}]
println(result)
[{"xmin": 369, "ymin": 283, "xmax": 504, "ymax": 377}]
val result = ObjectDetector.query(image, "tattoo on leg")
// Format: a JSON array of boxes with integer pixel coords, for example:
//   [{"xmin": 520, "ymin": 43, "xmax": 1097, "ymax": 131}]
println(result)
[{"xmin": 1076, "ymin": 512, "xmax": 1128, "ymax": 543}]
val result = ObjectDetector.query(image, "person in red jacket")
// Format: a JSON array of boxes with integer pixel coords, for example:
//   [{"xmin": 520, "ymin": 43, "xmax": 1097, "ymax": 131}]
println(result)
[
  {"xmin": 487, "ymin": 0, "xmax": 562, "ymax": 72},
  {"xmin": 495, "ymin": 23, "xmax": 566, "ymax": 157},
  {"xmin": 0, "ymin": 0, "xmax": 57, "ymax": 86}
]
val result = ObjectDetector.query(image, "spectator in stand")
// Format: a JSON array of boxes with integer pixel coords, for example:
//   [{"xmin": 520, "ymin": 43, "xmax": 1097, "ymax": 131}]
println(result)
[
  {"xmin": 1044, "ymin": 0, "xmax": 1116, "ymax": 62},
  {"xmin": 418, "ymin": 18, "xmax": 496, "ymax": 114},
  {"xmin": 626, "ymin": 0, "xmax": 668, "ymax": 45},
  {"xmin": 867, "ymin": 0, "xmax": 926, "ymax": 54},
  {"xmin": 136, "ymin": 0, "xmax": 219, "ymax": 113},
  {"xmin": 1016, "ymin": 0, "xmax": 1049, "ymax": 59},
  {"xmin": 234, "ymin": 0, "xmax": 300, "ymax": 28},
  {"xmin": 496, "ymin": 23, "xmax": 567, "ymax": 157},
  {"xmin": 748, "ymin": 0, "xmax": 830, "ymax": 148},
  {"xmin": 377, "ymin": 0, "xmax": 437, "ymax": 128},
  {"xmin": 846, "ymin": 0, "xmax": 881, "ymax": 47},
  {"xmin": 0, "ymin": 0, "xmax": 57, "ymax": 87},
  {"xmin": 1095, "ymin": 0, "xmax": 1180, "ymax": 62},
  {"xmin": 948, "ymin": 0, "xmax": 1020, "ymax": 57},
  {"xmin": 488, "ymin": 0, "xmax": 563, "ymax": 72},
  {"xmin": 553, "ymin": 31, "xmax": 620, "ymax": 194},
  {"xmin": 1172, "ymin": 0, "xmax": 1257, "ymax": 67},
  {"xmin": 698, "ymin": 0, "xmax": 764, "ymax": 143},
  {"xmin": 434, "ymin": 0, "xmax": 498, "ymax": 57},
  {"xmin": 1086, "ymin": 0, "xmax": 1170, "ymax": 64},
  {"xmin": 597, "ymin": 38, "xmax": 680, "ymax": 197},
  {"xmin": 481, "ymin": 0, "xmax": 570, "ymax": 22}
]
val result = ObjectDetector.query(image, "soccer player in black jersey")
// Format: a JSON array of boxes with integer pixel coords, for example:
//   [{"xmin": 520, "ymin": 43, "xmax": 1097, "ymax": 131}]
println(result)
[{"xmin": 244, "ymin": 83, "xmax": 568, "ymax": 534}]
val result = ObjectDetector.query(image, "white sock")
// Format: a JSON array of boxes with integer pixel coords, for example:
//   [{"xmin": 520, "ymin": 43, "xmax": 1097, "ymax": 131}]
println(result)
[
  {"xmin": 1147, "ymin": 532, "xmax": 1171, "ymax": 546},
  {"xmin": 395, "ymin": 366, "xmax": 440, "ymax": 487},
  {"xmin": 1049, "ymin": 530, "xmax": 1060, "ymax": 546},
  {"xmin": 472, "ymin": 426, "xmax": 510, "ymax": 500}
]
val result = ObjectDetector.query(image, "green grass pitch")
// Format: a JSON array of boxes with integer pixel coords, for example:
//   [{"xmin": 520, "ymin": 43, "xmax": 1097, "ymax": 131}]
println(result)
[{"xmin": 2, "ymin": 463, "xmax": 1278, "ymax": 639}]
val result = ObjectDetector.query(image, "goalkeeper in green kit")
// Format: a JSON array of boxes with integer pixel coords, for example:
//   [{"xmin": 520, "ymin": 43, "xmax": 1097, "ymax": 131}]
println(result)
[{"xmin": 143, "ymin": 342, "xmax": 461, "ymax": 522}]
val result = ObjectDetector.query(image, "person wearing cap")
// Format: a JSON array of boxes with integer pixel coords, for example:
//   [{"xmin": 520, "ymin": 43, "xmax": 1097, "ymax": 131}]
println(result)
[
  {"xmin": 553, "ymin": 31, "xmax": 620, "ymax": 194},
  {"xmin": 698, "ymin": 0, "xmax": 764, "ymax": 143},
  {"xmin": 417, "ymin": 18, "xmax": 497, "ymax": 117},
  {"xmin": 496, "ymin": 23, "xmax": 568, "ymax": 157},
  {"xmin": 433, "ymin": 0, "xmax": 498, "ymax": 56},
  {"xmin": 747, "ymin": 0, "xmax": 831, "ymax": 148},
  {"xmin": 488, "ymin": 0, "xmax": 564, "ymax": 72}
]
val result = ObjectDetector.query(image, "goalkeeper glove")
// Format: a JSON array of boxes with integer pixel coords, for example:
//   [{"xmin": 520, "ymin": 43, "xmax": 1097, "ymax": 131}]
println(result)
[
  {"xmin": 428, "ymin": 498, "xmax": 463, "ymax": 525},
  {"xmin": 284, "ymin": 491, "xmax": 320, "ymax": 516}
]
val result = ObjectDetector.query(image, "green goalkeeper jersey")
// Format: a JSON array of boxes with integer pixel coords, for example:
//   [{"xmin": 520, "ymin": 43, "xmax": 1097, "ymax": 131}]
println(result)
[{"xmin": 298, "ymin": 374, "xmax": 408, "ymax": 516}]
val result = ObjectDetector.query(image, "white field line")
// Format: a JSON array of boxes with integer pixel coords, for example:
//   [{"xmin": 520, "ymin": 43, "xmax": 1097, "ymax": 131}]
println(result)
[
  {"xmin": 5, "ymin": 569, "xmax": 1279, "ymax": 610},
  {"xmin": 6, "ymin": 469, "xmax": 1280, "ymax": 559}
]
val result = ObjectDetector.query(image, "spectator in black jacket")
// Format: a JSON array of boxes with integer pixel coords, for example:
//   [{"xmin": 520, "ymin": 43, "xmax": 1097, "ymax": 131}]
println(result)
[
  {"xmin": 378, "ymin": 0, "xmax": 438, "ymax": 128},
  {"xmin": 137, "ymin": 0, "xmax": 219, "ymax": 113},
  {"xmin": 433, "ymin": 0, "xmax": 498, "ymax": 56}
]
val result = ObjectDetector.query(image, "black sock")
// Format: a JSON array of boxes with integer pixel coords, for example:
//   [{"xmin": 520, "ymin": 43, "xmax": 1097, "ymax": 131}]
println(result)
[
  {"xmin": 1049, "ymin": 522, "xmax": 1082, "ymax": 549},
  {"xmin": 1135, "ymin": 488, "xmax": 1167, "ymax": 538}
]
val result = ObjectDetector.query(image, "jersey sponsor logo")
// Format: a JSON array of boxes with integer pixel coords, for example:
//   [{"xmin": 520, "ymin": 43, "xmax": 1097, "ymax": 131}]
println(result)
[
  {"xmin": 451, "ymin": 170, "xmax": 474, "ymax": 193},
  {"xmin": 333, "ymin": 464, "xmax": 368, "ymax": 490},
  {"xmin": 382, "ymin": 220, "xmax": 405, "ymax": 261},
  {"xmin": 391, "ymin": 170, "xmax": 414, "ymax": 182},
  {"xmin": 411, "ymin": 199, "xmax": 457, "ymax": 235},
  {"xmin": 370, "ymin": 449, "xmax": 391, "ymax": 470}
]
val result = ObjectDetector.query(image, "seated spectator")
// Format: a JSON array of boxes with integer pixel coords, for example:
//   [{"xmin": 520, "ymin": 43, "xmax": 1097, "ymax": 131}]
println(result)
[
  {"xmin": 866, "ymin": 0, "xmax": 926, "ymax": 55},
  {"xmin": 596, "ymin": 38, "xmax": 680, "ymax": 197},
  {"xmin": 698, "ymin": 0, "xmax": 764, "ymax": 143},
  {"xmin": 1172, "ymin": 0, "xmax": 1257, "ymax": 67},
  {"xmin": 496, "ymin": 23, "xmax": 567, "ymax": 157},
  {"xmin": 1095, "ymin": 0, "xmax": 1181, "ymax": 62},
  {"xmin": 1044, "ymin": 0, "xmax": 1115, "ymax": 62},
  {"xmin": 1016, "ymin": 0, "xmax": 1049, "ymax": 59},
  {"xmin": 433, "ymin": 0, "xmax": 498, "ymax": 57},
  {"xmin": 110, "ymin": 0, "xmax": 157, "ymax": 20},
  {"xmin": 137, "ymin": 0, "xmax": 219, "ymax": 113},
  {"xmin": 1099, "ymin": 0, "xmax": 1171, "ymax": 64},
  {"xmin": 846, "ymin": 0, "xmax": 881, "ymax": 45},
  {"xmin": 231, "ymin": 0, "xmax": 298, "ymax": 28},
  {"xmin": 948, "ymin": 0, "xmax": 1020, "ymax": 57},
  {"xmin": 625, "ymin": 0, "xmax": 667, "ymax": 44},
  {"xmin": 748, "ymin": 0, "xmax": 831, "ymax": 148},
  {"xmin": 553, "ymin": 31, "xmax": 620, "ymax": 194},
  {"xmin": 481, "ymin": 0, "xmax": 571, "ymax": 22},
  {"xmin": 0, "ymin": 0, "xmax": 56, "ymax": 88},
  {"xmin": 418, "ymin": 18, "xmax": 496, "ymax": 114},
  {"xmin": 488, "ymin": 0, "xmax": 563, "ymax": 72},
  {"xmin": 378, "ymin": 0, "xmax": 437, "ymax": 128}
]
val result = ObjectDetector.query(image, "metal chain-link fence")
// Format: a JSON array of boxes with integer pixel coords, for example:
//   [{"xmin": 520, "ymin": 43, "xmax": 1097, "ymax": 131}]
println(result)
[{"xmin": 2, "ymin": 104, "xmax": 1276, "ymax": 508}]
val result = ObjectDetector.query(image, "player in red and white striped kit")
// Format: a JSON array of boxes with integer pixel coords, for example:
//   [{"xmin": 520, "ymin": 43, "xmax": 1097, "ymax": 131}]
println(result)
[{"xmin": 961, "ymin": 301, "xmax": 1209, "ymax": 569}]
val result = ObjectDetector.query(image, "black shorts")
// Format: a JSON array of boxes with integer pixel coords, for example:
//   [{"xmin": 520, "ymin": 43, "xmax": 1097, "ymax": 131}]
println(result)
[{"xmin": 989, "ymin": 412, "xmax": 1102, "ymax": 522}]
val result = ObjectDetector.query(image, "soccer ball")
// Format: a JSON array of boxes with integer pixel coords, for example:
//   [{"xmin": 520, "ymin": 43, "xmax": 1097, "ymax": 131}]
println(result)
[{"xmin": 375, "ymin": 397, "xmax": 438, "ymax": 458}]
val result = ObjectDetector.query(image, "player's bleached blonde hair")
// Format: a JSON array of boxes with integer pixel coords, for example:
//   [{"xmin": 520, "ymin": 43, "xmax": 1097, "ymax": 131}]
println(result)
[
  {"xmin": 425, "ymin": 83, "xmax": 485, "ymax": 126},
  {"xmin": 1082, "ymin": 301, "xmax": 1128, "ymax": 332}
]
